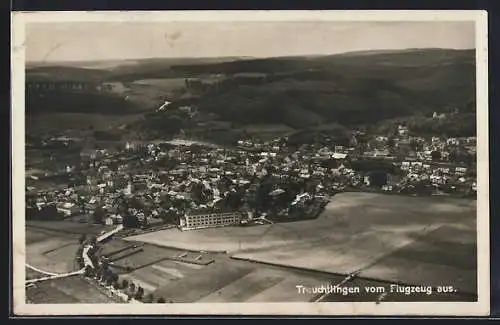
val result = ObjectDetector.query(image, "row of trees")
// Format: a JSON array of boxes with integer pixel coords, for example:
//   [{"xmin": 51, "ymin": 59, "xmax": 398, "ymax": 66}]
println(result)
[
  {"xmin": 26, "ymin": 203, "xmax": 65, "ymax": 221},
  {"xmin": 81, "ymin": 258, "xmax": 169, "ymax": 303}
]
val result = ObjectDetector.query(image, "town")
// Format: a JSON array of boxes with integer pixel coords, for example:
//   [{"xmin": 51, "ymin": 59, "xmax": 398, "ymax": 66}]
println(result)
[
  {"xmin": 25, "ymin": 121, "xmax": 478, "ymax": 304},
  {"xmin": 26, "ymin": 120, "xmax": 477, "ymax": 232},
  {"xmin": 21, "ymin": 23, "xmax": 480, "ymax": 306}
]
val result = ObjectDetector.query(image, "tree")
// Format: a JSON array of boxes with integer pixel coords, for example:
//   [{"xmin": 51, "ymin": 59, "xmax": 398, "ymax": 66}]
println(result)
[
  {"xmin": 123, "ymin": 214, "xmax": 140, "ymax": 228},
  {"xmin": 75, "ymin": 248, "xmax": 84, "ymax": 268},
  {"xmin": 141, "ymin": 215, "xmax": 149, "ymax": 229},
  {"xmin": 96, "ymin": 265, "xmax": 105, "ymax": 282},
  {"xmin": 112, "ymin": 275, "xmax": 121, "ymax": 289},
  {"xmin": 143, "ymin": 293, "xmax": 154, "ymax": 303},
  {"xmin": 455, "ymin": 150, "xmax": 474, "ymax": 166},
  {"xmin": 448, "ymin": 149, "xmax": 458, "ymax": 162},
  {"xmin": 410, "ymin": 139, "xmax": 423, "ymax": 152},
  {"xmin": 92, "ymin": 206, "xmax": 105, "ymax": 224},
  {"xmin": 127, "ymin": 282, "xmax": 136, "ymax": 300},
  {"xmin": 84, "ymin": 266, "xmax": 93, "ymax": 277},
  {"xmin": 157, "ymin": 297, "xmax": 166, "ymax": 303},
  {"xmin": 105, "ymin": 271, "xmax": 115, "ymax": 286},
  {"xmin": 39, "ymin": 204, "xmax": 62, "ymax": 220},
  {"xmin": 366, "ymin": 171, "xmax": 387, "ymax": 188},
  {"xmin": 79, "ymin": 234, "xmax": 87, "ymax": 244},
  {"xmin": 190, "ymin": 182, "xmax": 205, "ymax": 205},
  {"xmin": 226, "ymin": 191, "xmax": 243, "ymax": 210},
  {"xmin": 414, "ymin": 180, "xmax": 432, "ymax": 195},
  {"xmin": 135, "ymin": 286, "xmax": 145, "ymax": 300},
  {"xmin": 431, "ymin": 150, "xmax": 442, "ymax": 161}
]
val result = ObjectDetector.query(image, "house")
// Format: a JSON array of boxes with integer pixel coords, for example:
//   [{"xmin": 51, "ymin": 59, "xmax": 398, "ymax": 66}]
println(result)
[
  {"xmin": 125, "ymin": 142, "xmax": 136, "ymax": 150},
  {"xmin": 85, "ymin": 198, "xmax": 99, "ymax": 213},
  {"xmin": 80, "ymin": 149, "xmax": 98, "ymax": 160},
  {"xmin": 373, "ymin": 149, "xmax": 390, "ymax": 157},
  {"xmin": 398, "ymin": 125, "xmax": 409, "ymax": 136},
  {"xmin": 430, "ymin": 175, "xmax": 445, "ymax": 185},
  {"xmin": 406, "ymin": 151, "xmax": 417, "ymax": 159},
  {"xmin": 431, "ymin": 137, "xmax": 441, "ymax": 145},
  {"xmin": 56, "ymin": 202, "xmax": 80, "ymax": 217},
  {"xmin": 178, "ymin": 106, "xmax": 195, "ymax": 115},
  {"xmin": 104, "ymin": 217, "xmax": 114, "ymax": 226},
  {"xmin": 466, "ymin": 137, "xmax": 477, "ymax": 145},
  {"xmin": 409, "ymin": 136, "xmax": 425, "ymax": 143},
  {"xmin": 439, "ymin": 167, "xmax": 450, "ymax": 174},
  {"xmin": 124, "ymin": 182, "xmax": 134, "ymax": 195},
  {"xmin": 109, "ymin": 214, "xmax": 123, "ymax": 224},
  {"xmin": 432, "ymin": 112, "xmax": 446, "ymax": 120},
  {"xmin": 331, "ymin": 152, "xmax": 348, "ymax": 160},
  {"xmin": 381, "ymin": 185, "xmax": 391, "ymax": 191}
]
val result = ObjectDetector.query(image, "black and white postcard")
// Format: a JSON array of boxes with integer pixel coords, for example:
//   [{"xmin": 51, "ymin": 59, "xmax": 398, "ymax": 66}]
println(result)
[{"xmin": 11, "ymin": 10, "xmax": 489, "ymax": 316}]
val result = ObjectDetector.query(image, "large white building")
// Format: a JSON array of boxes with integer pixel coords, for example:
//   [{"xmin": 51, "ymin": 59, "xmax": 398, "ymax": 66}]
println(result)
[{"xmin": 179, "ymin": 212, "xmax": 243, "ymax": 231}]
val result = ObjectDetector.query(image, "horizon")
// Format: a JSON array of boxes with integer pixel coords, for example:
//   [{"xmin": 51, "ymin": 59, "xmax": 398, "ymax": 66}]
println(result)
[
  {"xmin": 25, "ymin": 47, "xmax": 475, "ymax": 66},
  {"xmin": 25, "ymin": 21, "xmax": 475, "ymax": 63}
]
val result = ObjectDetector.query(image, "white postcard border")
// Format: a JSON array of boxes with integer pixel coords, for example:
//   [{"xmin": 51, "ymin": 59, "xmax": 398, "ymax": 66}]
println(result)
[{"xmin": 11, "ymin": 10, "xmax": 490, "ymax": 316}]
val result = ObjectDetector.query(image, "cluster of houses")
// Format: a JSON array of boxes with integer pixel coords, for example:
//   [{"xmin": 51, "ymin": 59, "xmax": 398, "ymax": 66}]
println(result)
[{"xmin": 26, "ymin": 124, "xmax": 477, "ymax": 225}]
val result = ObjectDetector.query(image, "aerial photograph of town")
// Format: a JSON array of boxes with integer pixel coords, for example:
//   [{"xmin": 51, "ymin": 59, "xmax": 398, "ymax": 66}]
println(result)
[{"xmin": 21, "ymin": 18, "xmax": 479, "ymax": 306}]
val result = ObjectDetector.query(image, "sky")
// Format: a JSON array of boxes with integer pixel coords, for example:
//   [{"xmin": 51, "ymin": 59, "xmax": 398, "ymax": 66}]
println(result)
[{"xmin": 25, "ymin": 21, "xmax": 475, "ymax": 62}]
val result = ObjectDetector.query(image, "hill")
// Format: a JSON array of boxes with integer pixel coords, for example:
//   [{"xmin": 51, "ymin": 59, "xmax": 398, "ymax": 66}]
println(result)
[
  {"xmin": 26, "ymin": 56, "xmax": 255, "ymax": 81},
  {"xmin": 169, "ymin": 48, "xmax": 475, "ymax": 73},
  {"xmin": 25, "ymin": 48, "xmax": 476, "ymax": 140},
  {"xmin": 135, "ymin": 48, "xmax": 475, "ymax": 138}
]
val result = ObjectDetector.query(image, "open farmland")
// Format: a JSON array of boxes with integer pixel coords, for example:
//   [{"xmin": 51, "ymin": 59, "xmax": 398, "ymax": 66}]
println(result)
[
  {"xmin": 26, "ymin": 277, "xmax": 118, "ymax": 304},
  {"xmin": 27, "ymin": 220, "xmax": 110, "ymax": 235},
  {"xmin": 25, "ymin": 227, "xmax": 118, "ymax": 304},
  {"xmin": 127, "ymin": 192, "xmax": 477, "ymax": 298},
  {"xmin": 25, "ymin": 228, "xmax": 81, "ymax": 275},
  {"xmin": 100, "ymin": 78, "xmax": 188, "ymax": 109},
  {"xmin": 24, "ymin": 192, "xmax": 477, "ymax": 303},
  {"xmin": 26, "ymin": 112, "xmax": 144, "ymax": 135},
  {"xmin": 131, "ymin": 78, "xmax": 187, "ymax": 88},
  {"xmin": 234, "ymin": 124, "xmax": 296, "ymax": 141}
]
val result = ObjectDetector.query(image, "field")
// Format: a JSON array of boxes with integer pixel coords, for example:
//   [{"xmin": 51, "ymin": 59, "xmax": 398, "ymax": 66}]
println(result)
[
  {"xmin": 131, "ymin": 78, "xmax": 186, "ymax": 88},
  {"xmin": 26, "ymin": 277, "xmax": 118, "ymax": 304},
  {"xmin": 25, "ymin": 223, "xmax": 111, "ymax": 278},
  {"xmin": 24, "ymin": 191, "xmax": 477, "ymax": 303},
  {"xmin": 127, "ymin": 192, "xmax": 477, "ymax": 297},
  {"xmin": 100, "ymin": 78, "xmax": 188, "ymax": 109},
  {"xmin": 26, "ymin": 228, "xmax": 81, "ymax": 274},
  {"xmin": 27, "ymin": 220, "xmax": 110, "ymax": 235},
  {"xmin": 232, "ymin": 124, "xmax": 296, "ymax": 141},
  {"xmin": 26, "ymin": 112, "xmax": 144, "ymax": 135},
  {"xmin": 25, "ymin": 227, "xmax": 119, "ymax": 303}
]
